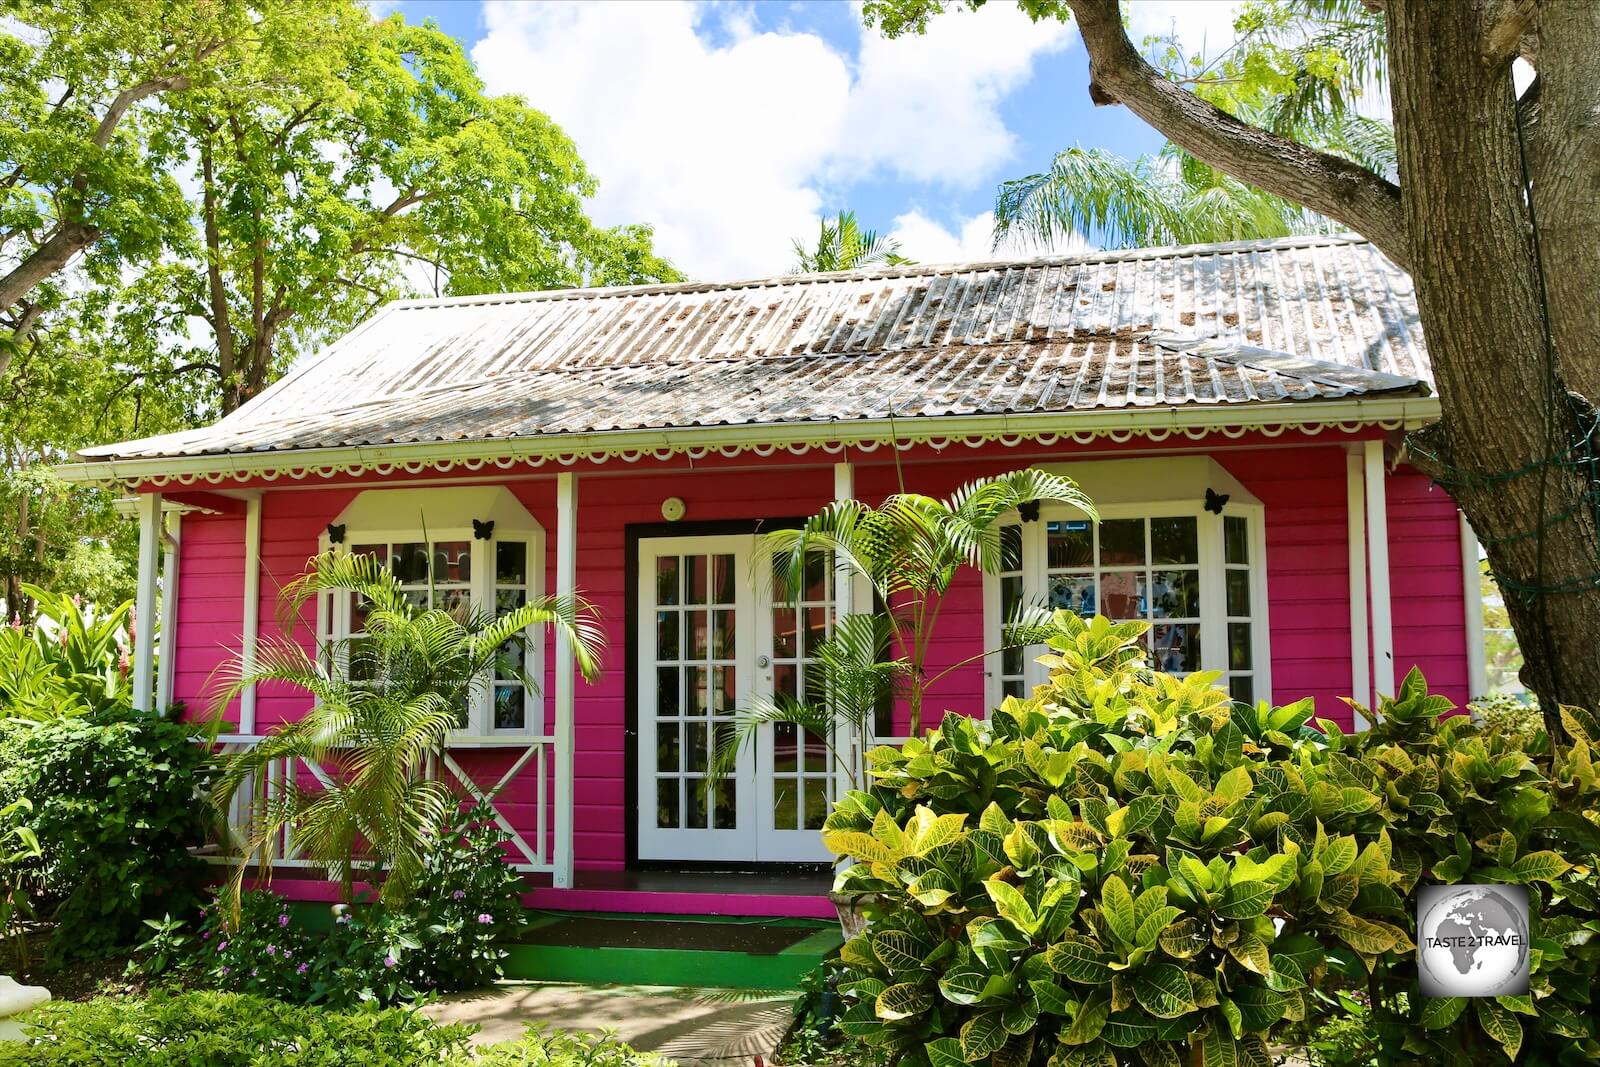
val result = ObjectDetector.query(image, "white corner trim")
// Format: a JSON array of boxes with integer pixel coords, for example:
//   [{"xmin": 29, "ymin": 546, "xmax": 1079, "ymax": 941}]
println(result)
[
  {"xmin": 552, "ymin": 472, "xmax": 577, "ymax": 889},
  {"xmin": 1363, "ymin": 441, "xmax": 1394, "ymax": 705},
  {"xmin": 240, "ymin": 495, "xmax": 263, "ymax": 734},
  {"xmin": 1346, "ymin": 450, "xmax": 1371, "ymax": 730},
  {"xmin": 1460, "ymin": 511, "xmax": 1488, "ymax": 700},
  {"xmin": 132, "ymin": 493, "xmax": 162, "ymax": 713},
  {"xmin": 156, "ymin": 511, "xmax": 181, "ymax": 712}
]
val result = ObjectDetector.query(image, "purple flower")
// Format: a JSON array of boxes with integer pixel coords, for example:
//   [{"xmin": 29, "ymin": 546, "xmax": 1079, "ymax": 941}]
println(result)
[
  {"xmin": 201, "ymin": 932, "xmax": 210, "ymax": 940},
  {"xmin": 452, "ymin": 890, "xmax": 466, "ymax": 900},
  {"xmin": 283, "ymin": 949, "xmax": 292, "ymax": 959},
  {"xmin": 297, "ymin": 963, "xmax": 309, "ymax": 974},
  {"xmin": 251, "ymin": 968, "xmax": 258, "ymax": 977},
  {"xmin": 218, "ymin": 941, "xmax": 229, "ymax": 951},
  {"xmin": 278, "ymin": 914, "xmax": 290, "ymax": 927},
  {"xmin": 265, "ymin": 945, "xmax": 276, "ymax": 956},
  {"xmin": 383, "ymin": 955, "xmax": 398, "ymax": 969},
  {"xmin": 476, "ymin": 913, "xmax": 493, "ymax": 924},
  {"xmin": 220, "ymin": 966, "xmax": 230, "ymax": 976}
]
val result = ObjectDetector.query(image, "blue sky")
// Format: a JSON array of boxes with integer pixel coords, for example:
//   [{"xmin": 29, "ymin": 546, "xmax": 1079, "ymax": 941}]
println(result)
[{"xmin": 383, "ymin": 1, "xmax": 1241, "ymax": 280}]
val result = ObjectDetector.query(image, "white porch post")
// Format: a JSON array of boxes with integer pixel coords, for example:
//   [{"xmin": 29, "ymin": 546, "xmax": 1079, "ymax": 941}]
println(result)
[
  {"xmin": 1345, "ymin": 451, "xmax": 1371, "ymax": 729},
  {"xmin": 553, "ymin": 473, "xmax": 577, "ymax": 889},
  {"xmin": 1460, "ymin": 511, "xmax": 1489, "ymax": 699},
  {"xmin": 240, "ymin": 494, "xmax": 262, "ymax": 735},
  {"xmin": 833, "ymin": 461, "xmax": 857, "ymax": 795},
  {"xmin": 1364, "ymin": 440, "xmax": 1394, "ymax": 704},
  {"xmin": 156, "ymin": 510, "xmax": 181, "ymax": 712},
  {"xmin": 132, "ymin": 493, "xmax": 162, "ymax": 712}
]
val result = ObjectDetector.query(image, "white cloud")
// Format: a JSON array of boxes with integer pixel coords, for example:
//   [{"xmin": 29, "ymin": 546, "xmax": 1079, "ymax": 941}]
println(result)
[
  {"xmin": 1124, "ymin": 1, "xmax": 1243, "ymax": 57},
  {"xmin": 472, "ymin": 1, "xmax": 1069, "ymax": 281},
  {"xmin": 889, "ymin": 209, "xmax": 1090, "ymax": 265}
]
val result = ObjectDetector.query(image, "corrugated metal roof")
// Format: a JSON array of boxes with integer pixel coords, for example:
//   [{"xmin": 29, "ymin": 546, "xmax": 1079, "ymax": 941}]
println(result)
[{"xmin": 80, "ymin": 233, "xmax": 1430, "ymax": 462}]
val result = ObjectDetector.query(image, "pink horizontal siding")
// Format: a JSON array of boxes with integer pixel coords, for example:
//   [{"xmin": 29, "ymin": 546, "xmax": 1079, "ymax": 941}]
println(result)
[{"xmin": 163, "ymin": 430, "xmax": 1471, "ymax": 890}]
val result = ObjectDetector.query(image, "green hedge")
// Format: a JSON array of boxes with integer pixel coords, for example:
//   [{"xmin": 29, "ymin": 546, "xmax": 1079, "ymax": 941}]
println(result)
[{"xmin": 0, "ymin": 991, "xmax": 670, "ymax": 1066}]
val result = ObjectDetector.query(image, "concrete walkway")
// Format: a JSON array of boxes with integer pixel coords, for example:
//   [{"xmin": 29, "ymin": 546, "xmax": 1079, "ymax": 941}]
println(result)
[{"xmin": 423, "ymin": 982, "xmax": 796, "ymax": 1066}]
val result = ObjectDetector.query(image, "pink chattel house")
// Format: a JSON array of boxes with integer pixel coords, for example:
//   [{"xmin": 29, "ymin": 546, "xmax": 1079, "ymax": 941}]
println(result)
[{"xmin": 59, "ymin": 234, "xmax": 1482, "ymax": 925}]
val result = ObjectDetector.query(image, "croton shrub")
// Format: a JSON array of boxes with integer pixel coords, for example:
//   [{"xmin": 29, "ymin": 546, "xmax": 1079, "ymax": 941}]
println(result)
[{"xmin": 823, "ymin": 614, "xmax": 1599, "ymax": 1067}]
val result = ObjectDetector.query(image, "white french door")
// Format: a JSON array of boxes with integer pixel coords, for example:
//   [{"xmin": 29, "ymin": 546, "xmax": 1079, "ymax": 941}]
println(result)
[{"xmin": 636, "ymin": 535, "xmax": 835, "ymax": 864}]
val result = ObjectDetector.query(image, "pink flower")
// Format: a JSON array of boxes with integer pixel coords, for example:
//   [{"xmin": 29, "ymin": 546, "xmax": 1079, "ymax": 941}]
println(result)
[
  {"xmin": 476, "ymin": 914, "xmax": 493, "ymax": 924},
  {"xmin": 218, "ymin": 941, "xmax": 229, "ymax": 951},
  {"xmin": 383, "ymin": 955, "xmax": 397, "ymax": 969},
  {"xmin": 278, "ymin": 914, "xmax": 290, "ymax": 927},
  {"xmin": 220, "ymin": 966, "xmax": 230, "ymax": 975},
  {"xmin": 297, "ymin": 963, "xmax": 309, "ymax": 974},
  {"xmin": 452, "ymin": 890, "xmax": 466, "ymax": 900},
  {"xmin": 201, "ymin": 932, "xmax": 210, "ymax": 940},
  {"xmin": 283, "ymin": 949, "xmax": 292, "ymax": 959},
  {"xmin": 265, "ymin": 945, "xmax": 276, "ymax": 956}
]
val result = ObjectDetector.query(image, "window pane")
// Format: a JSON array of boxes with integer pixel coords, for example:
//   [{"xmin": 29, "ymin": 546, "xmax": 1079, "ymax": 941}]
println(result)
[
  {"xmin": 803, "ymin": 779, "xmax": 828, "ymax": 829},
  {"xmin": 1099, "ymin": 519, "xmax": 1145, "ymax": 565},
  {"xmin": 657, "ymin": 557, "xmax": 680, "ymax": 606},
  {"xmin": 773, "ymin": 607, "xmax": 797, "ymax": 658},
  {"xmin": 774, "ymin": 779, "xmax": 797, "ymax": 830},
  {"xmin": 1099, "ymin": 571, "xmax": 1145, "ymax": 619},
  {"xmin": 685, "ymin": 556, "xmax": 708, "ymax": 604},
  {"xmin": 1150, "ymin": 517, "xmax": 1197, "ymax": 565},
  {"xmin": 352, "ymin": 544, "xmax": 384, "ymax": 566},
  {"xmin": 1229, "ymin": 676, "xmax": 1254, "ymax": 704},
  {"xmin": 1228, "ymin": 623, "xmax": 1253, "ymax": 670},
  {"xmin": 774, "ymin": 721, "xmax": 797, "ymax": 771},
  {"xmin": 687, "ymin": 609, "xmax": 708, "ymax": 659},
  {"xmin": 1225, "ymin": 516, "xmax": 1250, "ymax": 565},
  {"xmin": 494, "ymin": 684, "xmax": 524, "ymax": 730},
  {"xmin": 496, "ymin": 588, "xmax": 526, "ymax": 615},
  {"xmin": 713, "ymin": 554, "xmax": 736, "ymax": 605},
  {"xmin": 1149, "ymin": 571, "xmax": 1199, "ymax": 619},
  {"xmin": 1002, "ymin": 645, "xmax": 1023, "ymax": 675},
  {"xmin": 657, "ymin": 723, "xmax": 681, "ymax": 771},
  {"xmin": 393, "ymin": 542, "xmax": 428, "ymax": 583},
  {"xmin": 656, "ymin": 667, "xmax": 680, "ymax": 716},
  {"xmin": 496, "ymin": 636, "xmax": 525, "ymax": 681},
  {"xmin": 437, "ymin": 587, "xmax": 470, "ymax": 615},
  {"xmin": 657, "ymin": 611, "xmax": 679, "ymax": 659},
  {"xmin": 1226, "ymin": 570, "xmax": 1251, "ymax": 617},
  {"xmin": 1047, "ymin": 520, "xmax": 1093, "ymax": 568},
  {"xmin": 1003, "ymin": 679, "xmax": 1025, "ymax": 700},
  {"xmin": 1152, "ymin": 623, "xmax": 1201, "ymax": 673},
  {"xmin": 713, "ymin": 777, "xmax": 737, "ymax": 830},
  {"xmin": 497, "ymin": 541, "xmax": 527, "ymax": 584},
  {"xmin": 1049, "ymin": 574, "xmax": 1095, "ymax": 616},
  {"xmin": 657, "ymin": 779, "xmax": 680, "ymax": 829},
  {"xmin": 1000, "ymin": 525, "xmax": 1023, "ymax": 572},
  {"xmin": 686, "ymin": 667, "xmax": 708, "ymax": 715},
  {"xmin": 1001, "ymin": 575, "xmax": 1023, "ymax": 615},
  {"xmin": 435, "ymin": 541, "xmax": 471, "ymax": 583}
]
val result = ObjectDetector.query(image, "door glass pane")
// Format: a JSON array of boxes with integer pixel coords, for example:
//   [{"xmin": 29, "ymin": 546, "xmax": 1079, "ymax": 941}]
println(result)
[
  {"xmin": 657, "ymin": 557, "xmax": 680, "ymax": 605},
  {"xmin": 774, "ymin": 780, "xmax": 797, "ymax": 830},
  {"xmin": 712, "ymin": 554, "xmax": 736, "ymax": 605},
  {"xmin": 657, "ymin": 667, "xmax": 680, "ymax": 716},
  {"xmin": 685, "ymin": 666, "xmax": 708, "ymax": 715},
  {"xmin": 1226, "ymin": 570, "xmax": 1251, "ymax": 616},
  {"xmin": 685, "ymin": 556, "xmax": 708, "ymax": 605},
  {"xmin": 657, "ymin": 612, "xmax": 679, "ymax": 660},
  {"xmin": 803, "ymin": 780, "xmax": 828, "ymax": 830},
  {"xmin": 657, "ymin": 723, "xmax": 681, "ymax": 771},
  {"xmin": 1225, "ymin": 516, "xmax": 1250, "ymax": 564},
  {"xmin": 497, "ymin": 541, "xmax": 526, "ymax": 584},
  {"xmin": 687, "ymin": 609, "xmax": 708, "ymax": 659},
  {"xmin": 803, "ymin": 727, "xmax": 828, "ymax": 772},
  {"xmin": 712, "ymin": 609, "xmax": 735, "ymax": 658},
  {"xmin": 773, "ymin": 608, "xmax": 797, "ymax": 657},
  {"xmin": 686, "ymin": 781, "xmax": 707, "ymax": 828},
  {"xmin": 657, "ymin": 780, "xmax": 679, "ymax": 829},
  {"xmin": 773, "ymin": 721, "xmax": 797, "ymax": 771},
  {"xmin": 713, "ymin": 777, "xmax": 737, "ymax": 829}
]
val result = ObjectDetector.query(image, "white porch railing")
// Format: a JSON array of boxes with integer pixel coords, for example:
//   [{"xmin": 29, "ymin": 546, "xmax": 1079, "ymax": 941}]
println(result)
[{"xmin": 205, "ymin": 735, "xmax": 558, "ymax": 877}]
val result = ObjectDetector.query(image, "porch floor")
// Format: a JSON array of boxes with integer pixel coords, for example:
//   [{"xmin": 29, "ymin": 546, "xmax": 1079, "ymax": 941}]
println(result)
[{"xmin": 523, "ymin": 868, "xmax": 837, "ymax": 920}]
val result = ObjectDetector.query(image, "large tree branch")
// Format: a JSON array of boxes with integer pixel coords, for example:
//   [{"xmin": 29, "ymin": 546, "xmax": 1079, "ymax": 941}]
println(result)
[
  {"xmin": 0, "ymin": 222, "xmax": 97, "ymax": 313},
  {"xmin": 1066, "ymin": 0, "xmax": 1411, "ymax": 270}
]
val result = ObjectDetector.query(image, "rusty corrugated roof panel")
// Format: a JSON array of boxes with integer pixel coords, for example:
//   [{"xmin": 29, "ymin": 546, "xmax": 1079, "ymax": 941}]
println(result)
[{"xmin": 80, "ymin": 234, "xmax": 1430, "ymax": 462}]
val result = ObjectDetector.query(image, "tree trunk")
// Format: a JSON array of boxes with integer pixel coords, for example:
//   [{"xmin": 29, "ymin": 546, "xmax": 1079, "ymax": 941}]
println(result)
[{"xmin": 1388, "ymin": 0, "xmax": 1600, "ymax": 711}]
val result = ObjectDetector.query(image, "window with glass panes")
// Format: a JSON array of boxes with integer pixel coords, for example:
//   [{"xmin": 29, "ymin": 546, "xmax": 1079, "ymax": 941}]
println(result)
[
  {"xmin": 334, "ymin": 532, "xmax": 543, "ymax": 738},
  {"xmin": 770, "ymin": 552, "xmax": 835, "ymax": 832},
  {"xmin": 991, "ymin": 506, "xmax": 1265, "ymax": 702}
]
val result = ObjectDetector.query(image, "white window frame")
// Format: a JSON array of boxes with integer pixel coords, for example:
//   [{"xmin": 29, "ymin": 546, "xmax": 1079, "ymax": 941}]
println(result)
[
  {"xmin": 984, "ymin": 501, "xmax": 1271, "ymax": 708},
  {"xmin": 316, "ymin": 489, "xmax": 547, "ymax": 744}
]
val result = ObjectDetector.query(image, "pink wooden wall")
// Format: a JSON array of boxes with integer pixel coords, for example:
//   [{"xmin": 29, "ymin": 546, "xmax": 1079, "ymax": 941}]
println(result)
[{"xmin": 165, "ymin": 433, "xmax": 1472, "ymax": 874}]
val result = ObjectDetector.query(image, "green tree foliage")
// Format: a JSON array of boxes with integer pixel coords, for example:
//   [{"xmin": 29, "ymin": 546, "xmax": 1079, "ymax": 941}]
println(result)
[
  {"xmin": 793, "ymin": 210, "xmax": 914, "ymax": 273},
  {"xmin": 0, "ymin": 584, "xmax": 135, "ymax": 718},
  {"xmin": 823, "ymin": 614, "xmax": 1600, "ymax": 1066},
  {"xmin": 210, "ymin": 550, "xmax": 604, "ymax": 909}
]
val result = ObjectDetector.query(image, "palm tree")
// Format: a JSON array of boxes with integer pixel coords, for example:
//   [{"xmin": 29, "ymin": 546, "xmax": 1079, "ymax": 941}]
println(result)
[
  {"xmin": 209, "ymin": 550, "xmax": 603, "ymax": 910},
  {"xmin": 792, "ymin": 211, "xmax": 913, "ymax": 273},
  {"xmin": 764, "ymin": 468, "xmax": 1095, "ymax": 735}
]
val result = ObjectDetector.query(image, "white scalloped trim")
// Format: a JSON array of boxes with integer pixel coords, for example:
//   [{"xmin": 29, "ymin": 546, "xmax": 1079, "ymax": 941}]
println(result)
[{"xmin": 104, "ymin": 416, "xmax": 1409, "ymax": 490}]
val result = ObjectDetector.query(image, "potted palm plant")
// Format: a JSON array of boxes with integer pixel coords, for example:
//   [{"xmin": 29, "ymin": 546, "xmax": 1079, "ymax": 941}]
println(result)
[
  {"xmin": 209, "ymin": 549, "xmax": 603, "ymax": 911},
  {"xmin": 715, "ymin": 468, "xmax": 1095, "ymax": 934}
]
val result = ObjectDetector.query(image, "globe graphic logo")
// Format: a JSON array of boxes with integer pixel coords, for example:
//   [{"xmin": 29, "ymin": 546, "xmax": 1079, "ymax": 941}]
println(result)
[{"xmin": 1417, "ymin": 884, "xmax": 1530, "ymax": 997}]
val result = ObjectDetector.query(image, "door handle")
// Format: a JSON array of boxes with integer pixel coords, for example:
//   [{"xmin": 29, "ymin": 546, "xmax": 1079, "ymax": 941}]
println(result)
[{"xmin": 756, "ymin": 655, "xmax": 771, "ymax": 668}]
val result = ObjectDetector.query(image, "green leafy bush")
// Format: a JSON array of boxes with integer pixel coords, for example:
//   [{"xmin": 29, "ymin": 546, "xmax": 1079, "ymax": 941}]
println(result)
[
  {"xmin": 822, "ymin": 614, "xmax": 1600, "ymax": 1067},
  {"xmin": 0, "ymin": 992, "xmax": 669, "ymax": 1066},
  {"xmin": 0, "ymin": 587, "xmax": 135, "ymax": 720},
  {"xmin": 0, "ymin": 707, "xmax": 212, "ymax": 959},
  {"xmin": 0, "ymin": 990, "xmax": 475, "ymax": 1066}
]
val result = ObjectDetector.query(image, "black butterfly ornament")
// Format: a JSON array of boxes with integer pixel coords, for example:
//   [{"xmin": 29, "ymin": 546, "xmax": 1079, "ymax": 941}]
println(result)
[
  {"xmin": 472, "ymin": 518, "xmax": 496, "ymax": 540},
  {"xmin": 1204, "ymin": 488, "xmax": 1230, "ymax": 515},
  {"xmin": 326, "ymin": 523, "xmax": 346, "ymax": 544},
  {"xmin": 1017, "ymin": 500, "xmax": 1041, "ymax": 523}
]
